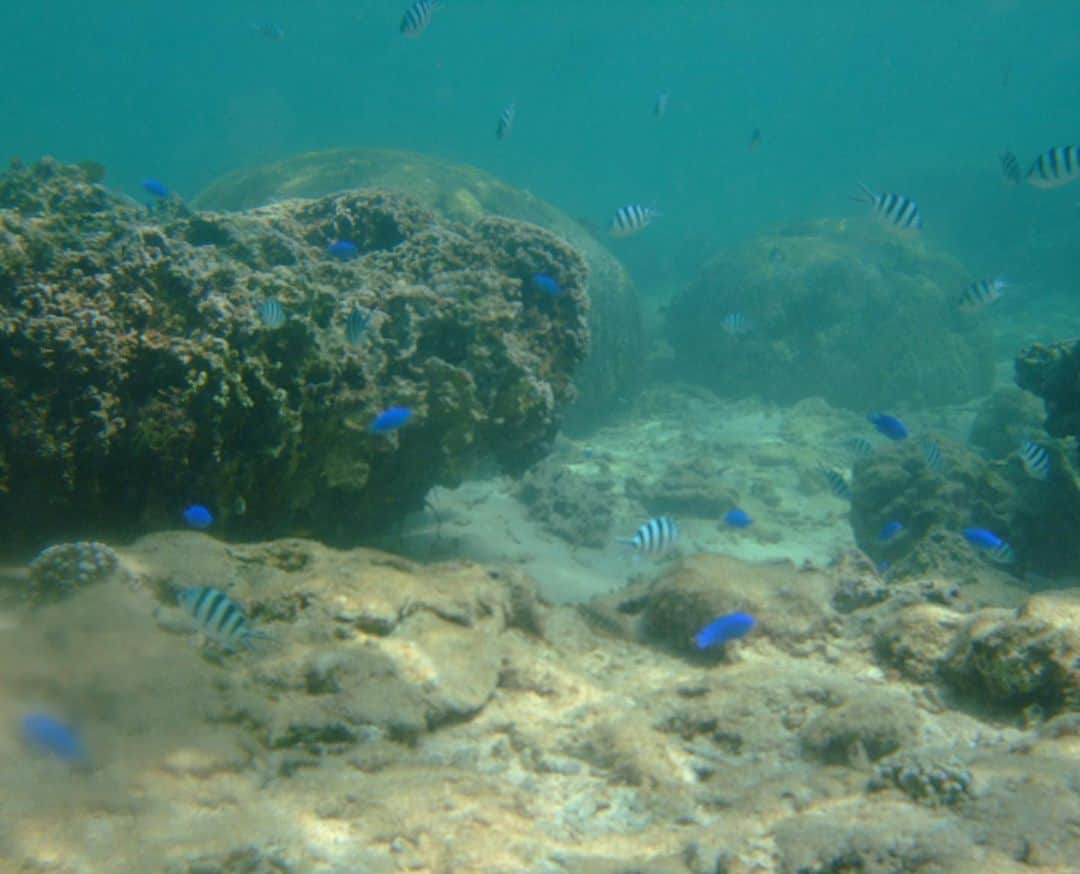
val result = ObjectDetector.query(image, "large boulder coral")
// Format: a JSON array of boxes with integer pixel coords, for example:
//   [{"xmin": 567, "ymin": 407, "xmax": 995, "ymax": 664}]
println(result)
[
  {"xmin": 0, "ymin": 158, "xmax": 589, "ymax": 550},
  {"xmin": 1015, "ymin": 338, "xmax": 1080, "ymax": 440},
  {"xmin": 192, "ymin": 147, "xmax": 644, "ymax": 427},
  {"xmin": 664, "ymin": 219, "xmax": 994, "ymax": 409}
]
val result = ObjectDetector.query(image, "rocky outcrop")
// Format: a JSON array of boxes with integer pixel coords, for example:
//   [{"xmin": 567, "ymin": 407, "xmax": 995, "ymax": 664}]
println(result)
[
  {"xmin": 665, "ymin": 219, "xmax": 994, "ymax": 409},
  {"xmin": 192, "ymin": 147, "xmax": 645, "ymax": 428},
  {"xmin": 1015, "ymin": 338, "xmax": 1080, "ymax": 439},
  {"xmin": 0, "ymin": 158, "xmax": 589, "ymax": 550}
]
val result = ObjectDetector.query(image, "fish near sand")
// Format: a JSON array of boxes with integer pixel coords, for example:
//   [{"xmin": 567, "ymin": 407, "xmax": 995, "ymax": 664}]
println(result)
[
  {"xmin": 962, "ymin": 528, "xmax": 1015, "ymax": 563},
  {"xmin": 724, "ymin": 509, "xmax": 752, "ymax": 528},
  {"xmin": 21, "ymin": 712, "xmax": 89, "ymax": 767},
  {"xmin": 693, "ymin": 612, "xmax": 756, "ymax": 650},
  {"xmin": 183, "ymin": 504, "xmax": 214, "ymax": 529},
  {"xmin": 177, "ymin": 587, "xmax": 271, "ymax": 651},
  {"xmin": 617, "ymin": 516, "xmax": 679, "ymax": 555}
]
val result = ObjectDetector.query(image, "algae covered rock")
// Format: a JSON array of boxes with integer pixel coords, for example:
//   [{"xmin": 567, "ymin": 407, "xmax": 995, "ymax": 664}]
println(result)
[
  {"xmin": 665, "ymin": 219, "xmax": 994, "ymax": 409},
  {"xmin": 0, "ymin": 157, "xmax": 589, "ymax": 549},
  {"xmin": 192, "ymin": 147, "xmax": 644, "ymax": 425},
  {"xmin": 1015, "ymin": 338, "xmax": 1080, "ymax": 439}
]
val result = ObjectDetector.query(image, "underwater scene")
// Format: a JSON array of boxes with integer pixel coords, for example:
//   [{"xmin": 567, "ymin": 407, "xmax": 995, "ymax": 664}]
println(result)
[{"xmin": 2, "ymin": 1, "xmax": 1080, "ymax": 871}]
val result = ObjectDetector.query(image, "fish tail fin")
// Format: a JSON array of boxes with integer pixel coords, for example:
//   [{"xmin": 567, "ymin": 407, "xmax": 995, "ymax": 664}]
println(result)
[{"xmin": 852, "ymin": 182, "xmax": 875, "ymax": 203}]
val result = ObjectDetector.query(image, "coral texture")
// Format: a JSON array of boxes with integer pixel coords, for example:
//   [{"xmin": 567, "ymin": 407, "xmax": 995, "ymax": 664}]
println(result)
[{"xmin": 0, "ymin": 158, "xmax": 589, "ymax": 549}]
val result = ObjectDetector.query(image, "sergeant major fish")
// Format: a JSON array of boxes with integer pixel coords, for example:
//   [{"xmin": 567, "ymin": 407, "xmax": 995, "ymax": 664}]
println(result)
[
  {"xmin": 959, "ymin": 278, "xmax": 1006, "ymax": 312},
  {"xmin": 1026, "ymin": 145, "xmax": 1080, "ymax": 189},
  {"xmin": 617, "ymin": 516, "xmax": 679, "ymax": 555},
  {"xmin": 178, "ymin": 587, "xmax": 270, "ymax": 651},
  {"xmin": 854, "ymin": 183, "xmax": 922, "ymax": 230},
  {"xmin": 609, "ymin": 204, "xmax": 660, "ymax": 237},
  {"xmin": 400, "ymin": 0, "xmax": 441, "ymax": 37},
  {"xmin": 1019, "ymin": 440, "xmax": 1050, "ymax": 481},
  {"xmin": 496, "ymin": 101, "xmax": 516, "ymax": 140}
]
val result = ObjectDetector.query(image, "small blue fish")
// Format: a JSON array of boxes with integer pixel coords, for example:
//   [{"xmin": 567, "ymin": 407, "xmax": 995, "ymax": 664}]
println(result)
[
  {"xmin": 371, "ymin": 406, "xmax": 413, "ymax": 434},
  {"xmin": 182, "ymin": 504, "xmax": 214, "ymax": 529},
  {"xmin": 868, "ymin": 413, "xmax": 908, "ymax": 441},
  {"xmin": 178, "ymin": 587, "xmax": 270, "ymax": 651},
  {"xmin": 962, "ymin": 527, "xmax": 1015, "ymax": 563},
  {"xmin": 21, "ymin": 713, "xmax": 88, "ymax": 765},
  {"xmin": 327, "ymin": 240, "xmax": 359, "ymax": 260},
  {"xmin": 879, "ymin": 521, "xmax": 903, "ymax": 542},
  {"xmin": 693, "ymin": 612, "xmax": 756, "ymax": 650},
  {"xmin": 257, "ymin": 298, "xmax": 286, "ymax": 328},
  {"xmin": 142, "ymin": 179, "xmax": 169, "ymax": 198},
  {"xmin": 531, "ymin": 273, "xmax": 563, "ymax": 296},
  {"xmin": 346, "ymin": 306, "xmax": 371, "ymax": 346},
  {"xmin": 724, "ymin": 509, "xmax": 752, "ymax": 528}
]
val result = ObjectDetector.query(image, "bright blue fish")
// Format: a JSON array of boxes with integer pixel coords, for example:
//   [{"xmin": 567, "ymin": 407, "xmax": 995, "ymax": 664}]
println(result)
[
  {"xmin": 182, "ymin": 504, "xmax": 214, "ymax": 529},
  {"xmin": 142, "ymin": 179, "xmax": 169, "ymax": 198},
  {"xmin": 962, "ymin": 527, "xmax": 1003, "ymax": 549},
  {"xmin": 327, "ymin": 241, "xmax": 359, "ymax": 260},
  {"xmin": 868, "ymin": 413, "xmax": 908, "ymax": 441},
  {"xmin": 879, "ymin": 521, "xmax": 903, "ymax": 542},
  {"xmin": 371, "ymin": 406, "xmax": 413, "ymax": 434},
  {"xmin": 531, "ymin": 273, "xmax": 563, "ymax": 296},
  {"xmin": 724, "ymin": 509, "xmax": 752, "ymax": 528},
  {"xmin": 693, "ymin": 612, "xmax": 756, "ymax": 650},
  {"xmin": 21, "ymin": 713, "xmax": 88, "ymax": 765}
]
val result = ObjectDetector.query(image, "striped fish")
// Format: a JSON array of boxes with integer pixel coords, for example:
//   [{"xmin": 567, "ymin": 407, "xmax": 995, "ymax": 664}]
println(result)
[
  {"xmin": 617, "ymin": 516, "xmax": 679, "ymax": 555},
  {"xmin": 1026, "ymin": 145, "xmax": 1080, "ymax": 189},
  {"xmin": 496, "ymin": 101, "xmax": 516, "ymax": 140},
  {"xmin": 609, "ymin": 204, "xmax": 660, "ymax": 237},
  {"xmin": 959, "ymin": 278, "xmax": 1005, "ymax": 311},
  {"xmin": 1019, "ymin": 440, "xmax": 1050, "ymax": 481},
  {"xmin": 988, "ymin": 541, "xmax": 1016, "ymax": 564},
  {"xmin": 400, "ymin": 0, "xmax": 440, "ymax": 37},
  {"xmin": 854, "ymin": 183, "xmax": 922, "ymax": 230},
  {"xmin": 653, "ymin": 91, "xmax": 670, "ymax": 119},
  {"xmin": 919, "ymin": 436, "xmax": 945, "ymax": 474},
  {"xmin": 845, "ymin": 436, "xmax": 875, "ymax": 458},
  {"xmin": 177, "ymin": 587, "xmax": 269, "ymax": 651},
  {"xmin": 821, "ymin": 466, "xmax": 852, "ymax": 500},
  {"xmin": 1000, "ymin": 151, "xmax": 1022, "ymax": 185},
  {"xmin": 257, "ymin": 298, "xmax": 286, "ymax": 328},
  {"xmin": 721, "ymin": 312, "xmax": 751, "ymax": 337},
  {"xmin": 345, "ymin": 306, "xmax": 372, "ymax": 346}
]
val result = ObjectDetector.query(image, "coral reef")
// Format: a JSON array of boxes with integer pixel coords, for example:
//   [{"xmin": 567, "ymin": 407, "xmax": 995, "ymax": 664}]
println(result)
[
  {"xmin": 26, "ymin": 540, "xmax": 119, "ymax": 603},
  {"xmin": 1015, "ymin": 338, "xmax": 1080, "ymax": 439},
  {"xmin": 2, "ymin": 532, "xmax": 1077, "ymax": 871},
  {"xmin": 664, "ymin": 219, "xmax": 994, "ymax": 409},
  {"xmin": 968, "ymin": 386, "xmax": 1046, "ymax": 459},
  {"xmin": 192, "ymin": 147, "xmax": 644, "ymax": 428},
  {"xmin": 0, "ymin": 157, "xmax": 589, "ymax": 551}
]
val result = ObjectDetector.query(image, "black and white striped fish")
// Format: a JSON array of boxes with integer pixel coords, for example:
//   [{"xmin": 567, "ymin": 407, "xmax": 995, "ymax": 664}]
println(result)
[
  {"xmin": 1026, "ymin": 145, "xmax": 1080, "ymax": 189},
  {"xmin": 919, "ymin": 436, "xmax": 944, "ymax": 474},
  {"xmin": 845, "ymin": 436, "xmax": 875, "ymax": 458},
  {"xmin": 496, "ymin": 101, "xmax": 516, "ymax": 140},
  {"xmin": 609, "ymin": 204, "xmax": 660, "ymax": 237},
  {"xmin": 854, "ymin": 184, "xmax": 922, "ymax": 230},
  {"xmin": 721, "ymin": 312, "xmax": 751, "ymax": 337},
  {"xmin": 177, "ymin": 587, "xmax": 269, "ymax": 651},
  {"xmin": 617, "ymin": 516, "xmax": 679, "ymax": 555},
  {"xmin": 821, "ymin": 467, "xmax": 852, "ymax": 500},
  {"xmin": 1000, "ymin": 151, "xmax": 1022, "ymax": 185},
  {"xmin": 257, "ymin": 298, "xmax": 286, "ymax": 328},
  {"xmin": 346, "ymin": 306, "xmax": 372, "ymax": 346},
  {"xmin": 959, "ymin": 278, "xmax": 1005, "ymax": 311},
  {"xmin": 653, "ymin": 91, "xmax": 670, "ymax": 119},
  {"xmin": 988, "ymin": 541, "xmax": 1016, "ymax": 564},
  {"xmin": 400, "ymin": 0, "xmax": 440, "ymax": 37},
  {"xmin": 1019, "ymin": 439, "xmax": 1050, "ymax": 481}
]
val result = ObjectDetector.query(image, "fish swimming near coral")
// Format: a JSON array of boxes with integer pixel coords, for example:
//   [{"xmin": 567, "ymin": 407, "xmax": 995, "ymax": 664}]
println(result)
[
  {"xmin": 371, "ymin": 406, "xmax": 413, "ymax": 434},
  {"xmin": 853, "ymin": 183, "xmax": 922, "ymax": 230},
  {"xmin": 1025, "ymin": 145, "xmax": 1080, "ymax": 189},
  {"xmin": 962, "ymin": 528, "xmax": 1015, "ymax": 563},
  {"xmin": 724, "ymin": 509, "xmax": 752, "ymax": 528},
  {"xmin": 846, "ymin": 436, "xmax": 875, "ymax": 458},
  {"xmin": 1019, "ymin": 439, "xmax": 1050, "ymax": 481},
  {"xmin": 257, "ymin": 298, "xmax": 286, "ymax": 328},
  {"xmin": 608, "ymin": 204, "xmax": 660, "ymax": 237},
  {"xmin": 531, "ymin": 273, "xmax": 563, "ymax": 296},
  {"xmin": 142, "ymin": 178, "xmax": 169, "ymax": 198},
  {"xmin": 918, "ymin": 435, "xmax": 944, "ymax": 473},
  {"xmin": 177, "ymin": 587, "xmax": 270, "ymax": 651},
  {"xmin": 182, "ymin": 504, "xmax": 214, "ymax": 529},
  {"xmin": 821, "ymin": 466, "xmax": 852, "ymax": 500},
  {"xmin": 617, "ymin": 515, "xmax": 679, "ymax": 555},
  {"xmin": 400, "ymin": 0, "xmax": 441, "ymax": 37},
  {"xmin": 958, "ymin": 278, "xmax": 1005, "ymax": 312},
  {"xmin": 693, "ymin": 612, "xmax": 755, "ymax": 650},
  {"xmin": 327, "ymin": 240, "xmax": 359, "ymax": 260},
  {"xmin": 345, "ymin": 306, "xmax": 372, "ymax": 346},
  {"xmin": 496, "ymin": 101, "xmax": 516, "ymax": 140},
  {"xmin": 21, "ymin": 712, "xmax": 89, "ymax": 767},
  {"xmin": 868, "ymin": 413, "xmax": 908, "ymax": 441},
  {"xmin": 879, "ymin": 521, "xmax": 903, "ymax": 543}
]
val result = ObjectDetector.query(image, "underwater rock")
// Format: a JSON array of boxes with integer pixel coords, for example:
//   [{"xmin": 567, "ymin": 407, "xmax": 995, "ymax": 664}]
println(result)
[
  {"xmin": 1015, "ymin": 338, "xmax": 1080, "ymax": 440},
  {"xmin": 968, "ymin": 386, "xmax": 1046, "ymax": 459},
  {"xmin": 942, "ymin": 594, "xmax": 1080, "ymax": 718},
  {"xmin": 27, "ymin": 540, "xmax": 120, "ymax": 603},
  {"xmin": 0, "ymin": 157, "xmax": 589, "ymax": 549},
  {"xmin": 515, "ymin": 456, "xmax": 616, "ymax": 548},
  {"xmin": 192, "ymin": 147, "xmax": 644, "ymax": 428},
  {"xmin": 625, "ymin": 454, "xmax": 739, "ymax": 518},
  {"xmin": 873, "ymin": 602, "xmax": 967, "ymax": 684},
  {"xmin": 799, "ymin": 687, "xmax": 923, "ymax": 764},
  {"xmin": 665, "ymin": 219, "xmax": 994, "ymax": 410},
  {"xmin": 868, "ymin": 749, "xmax": 974, "ymax": 807}
]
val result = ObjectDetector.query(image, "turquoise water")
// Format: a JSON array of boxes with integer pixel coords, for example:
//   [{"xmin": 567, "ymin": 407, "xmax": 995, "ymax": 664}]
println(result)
[{"xmin": 3, "ymin": 1, "xmax": 1078, "ymax": 289}]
